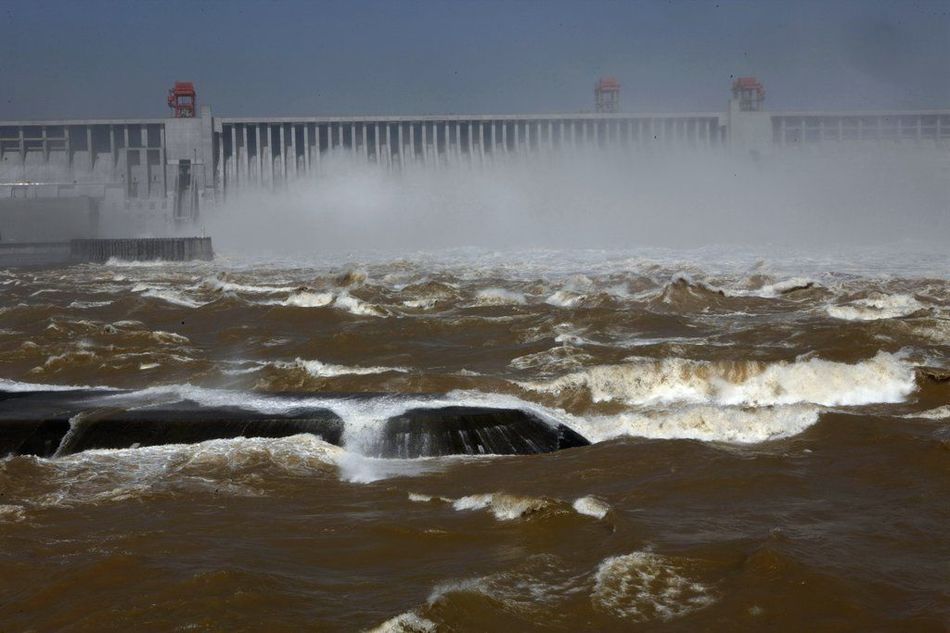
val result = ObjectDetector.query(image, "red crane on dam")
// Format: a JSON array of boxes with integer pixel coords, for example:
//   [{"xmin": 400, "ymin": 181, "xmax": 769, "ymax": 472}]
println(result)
[
  {"xmin": 167, "ymin": 81, "xmax": 197, "ymax": 118},
  {"xmin": 595, "ymin": 77, "xmax": 620, "ymax": 113}
]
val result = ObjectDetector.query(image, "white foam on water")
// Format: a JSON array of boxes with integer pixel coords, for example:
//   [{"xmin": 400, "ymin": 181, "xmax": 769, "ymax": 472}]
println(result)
[
  {"xmin": 473, "ymin": 287, "xmax": 526, "ymax": 306},
  {"xmin": 410, "ymin": 490, "xmax": 608, "ymax": 521},
  {"xmin": 0, "ymin": 377, "xmax": 108, "ymax": 392},
  {"xmin": 67, "ymin": 300, "xmax": 114, "ymax": 309},
  {"xmin": 365, "ymin": 612, "xmax": 437, "ymax": 633},
  {"xmin": 574, "ymin": 405, "xmax": 820, "ymax": 444},
  {"xmin": 203, "ymin": 276, "xmax": 296, "ymax": 295},
  {"xmin": 407, "ymin": 492, "xmax": 451, "ymax": 503},
  {"xmin": 274, "ymin": 290, "xmax": 334, "ymax": 308},
  {"xmin": 451, "ymin": 492, "xmax": 558, "ymax": 521},
  {"xmin": 826, "ymin": 293, "xmax": 926, "ymax": 321},
  {"xmin": 725, "ymin": 277, "xmax": 819, "ymax": 298},
  {"xmin": 3, "ymin": 434, "xmax": 344, "ymax": 514},
  {"xmin": 334, "ymin": 451, "xmax": 451, "ymax": 484},
  {"xmin": 112, "ymin": 319, "xmax": 144, "ymax": 328},
  {"xmin": 104, "ymin": 258, "xmax": 171, "ymax": 268},
  {"xmin": 138, "ymin": 287, "xmax": 206, "ymax": 308},
  {"xmin": 755, "ymin": 277, "xmax": 819, "ymax": 297},
  {"xmin": 334, "ymin": 292, "xmax": 387, "ymax": 317},
  {"xmin": 900, "ymin": 405, "xmax": 950, "ymax": 420},
  {"xmin": 402, "ymin": 298, "xmax": 438, "ymax": 309},
  {"xmin": 572, "ymin": 496, "xmax": 611, "ymax": 520},
  {"xmin": 912, "ymin": 319, "xmax": 950, "ymax": 345},
  {"xmin": 280, "ymin": 358, "xmax": 408, "ymax": 378},
  {"xmin": 591, "ymin": 551, "xmax": 716, "ymax": 622},
  {"xmin": 509, "ymin": 346, "xmax": 594, "ymax": 373},
  {"xmin": 220, "ymin": 364, "xmax": 266, "ymax": 376},
  {"xmin": 519, "ymin": 351, "xmax": 916, "ymax": 407},
  {"xmin": 427, "ymin": 554, "xmax": 588, "ymax": 616},
  {"xmin": 553, "ymin": 332, "xmax": 593, "ymax": 346},
  {"xmin": 306, "ymin": 390, "xmax": 569, "ymax": 456},
  {"xmin": 0, "ymin": 504, "xmax": 27, "ymax": 523},
  {"xmin": 545, "ymin": 290, "xmax": 587, "ymax": 308},
  {"xmin": 149, "ymin": 330, "xmax": 190, "ymax": 345}
]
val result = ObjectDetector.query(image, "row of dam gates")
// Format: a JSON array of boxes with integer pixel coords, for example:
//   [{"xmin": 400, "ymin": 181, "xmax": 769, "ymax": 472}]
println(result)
[{"xmin": 1, "ymin": 78, "xmax": 948, "ymax": 235}]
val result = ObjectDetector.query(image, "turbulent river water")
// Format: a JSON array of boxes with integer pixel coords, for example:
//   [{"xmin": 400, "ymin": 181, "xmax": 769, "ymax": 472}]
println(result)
[{"xmin": 0, "ymin": 247, "xmax": 948, "ymax": 631}]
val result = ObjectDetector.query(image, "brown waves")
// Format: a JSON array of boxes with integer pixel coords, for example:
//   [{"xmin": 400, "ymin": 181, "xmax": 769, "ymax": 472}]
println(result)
[
  {"xmin": 0, "ymin": 256, "xmax": 948, "ymax": 630},
  {"xmin": 4, "ymin": 413, "xmax": 945, "ymax": 630}
]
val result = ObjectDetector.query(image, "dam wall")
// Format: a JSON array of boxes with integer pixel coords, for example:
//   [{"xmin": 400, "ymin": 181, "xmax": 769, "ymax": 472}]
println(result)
[
  {"xmin": 1, "ymin": 96, "xmax": 948, "ymax": 239},
  {"xmin": 69, "ymin": 237, "xmax": 213, "ymax": 263},
  {"xmin": 0, "ymin": 196, "xmax": 99, "ymax": 242},
  {"xmin": 0, "ymin": 237, "xmax": 213, "ymax": 267}
]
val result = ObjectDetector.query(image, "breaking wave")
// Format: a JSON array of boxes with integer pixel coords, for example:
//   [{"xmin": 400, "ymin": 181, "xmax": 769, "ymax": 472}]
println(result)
[
  {"xmin": 519, "ymin": 351, "xmax": 916, "ymax": 407},
  {"xmin": 274, "ymin": 290, "xmax": 334, "ymax": 307},
  {"xmin": 747, "ymin": 277, "xmax": 820, "ymax": 298},
  {"xmin": 134, "ymin": 285, "xmax": 206, "ymax": 308},
  {"xmin": 365, "ymin": 612, "xmax": 437, "ymax": 633},
  {"xmin": 277, "ymin": 358, "xmax": 408, "ymax": 378},
  {"xmin": 573, "ymin": 405, "xmax": 819, "ymax": 444},
  {"xmin": 653, "ymin": 276, "xmax": 727, "ymax": 310},
  {"xmin": 409, "ymin": 491, "xmax": 563, "ymax": 521},
  {"xmin": 572, "ymin": 496, "xmax": 611, "ymax": 520},
  {"xmin": 334, "ymin": 292, "xmax": 387, "ymax": 317},
  {"xmin": 900, "ymin": 405, "xmax": 950, "ymax": 420},
  {"xmin": 409, "ymin": 491, "xmax": 611, "ymax": 521},
  {"xmin": 826, "ymin": 293, "xmax": 926, "ymax": 321},
  {"xmin": 474, "ymin": 287, "xmax": 526, "ymax": 306}
]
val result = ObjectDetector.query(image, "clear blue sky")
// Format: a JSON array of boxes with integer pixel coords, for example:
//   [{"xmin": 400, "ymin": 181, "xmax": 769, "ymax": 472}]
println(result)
[{"xmin": 1, "ymin": 0, "xmax": 947, "ymax": 119}]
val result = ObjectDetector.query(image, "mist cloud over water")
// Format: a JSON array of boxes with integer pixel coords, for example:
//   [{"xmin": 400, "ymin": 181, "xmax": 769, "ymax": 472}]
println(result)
[{"xmin": 204, "ymin": 146, "xmax": 948, "ymax": 256}]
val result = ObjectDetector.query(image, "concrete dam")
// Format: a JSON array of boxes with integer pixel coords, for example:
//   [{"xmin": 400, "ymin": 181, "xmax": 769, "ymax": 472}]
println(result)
[{"xmin": 1, "ymin": 77, "xmax": 948, "ymax": 241}]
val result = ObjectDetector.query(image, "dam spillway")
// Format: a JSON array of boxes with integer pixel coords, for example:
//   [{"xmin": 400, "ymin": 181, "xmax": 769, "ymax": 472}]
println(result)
[{"xmin": 1, "ymin": 79, "xmax": 948, "ymax": 239}]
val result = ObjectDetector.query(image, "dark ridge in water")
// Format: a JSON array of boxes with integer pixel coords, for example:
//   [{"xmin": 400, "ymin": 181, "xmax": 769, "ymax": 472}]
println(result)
[
  {"xmin": 0, "ymin": 391, "xmax": 345, "ymax": 456},
  {"xmin": 0, "ymin": 418, "xmax": 71, "ymax": 457},
  {"xmin": 0, "ymin": 390, "xmax": 592, "ymax": 458},
  {"xmin": 0, "ymin": 389, "xmax": 116, "ymax": 457},
  {"xmin": 379, "ymin": 405, "xmax": 590, "ymax": 458},
  {"xmin": 56, "ymin": 403, "xmax": 345, "ymax": 456}
]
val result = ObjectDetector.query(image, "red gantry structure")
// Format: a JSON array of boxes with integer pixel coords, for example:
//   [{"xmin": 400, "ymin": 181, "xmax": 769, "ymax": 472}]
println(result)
[
  {"xmin": 731, "ymin": 77, "xmax": 765, "ymax": 112},
  {"xmin": 595, "ymin": 77, "xmax": 620, "ymax": 113},
  {"xmin": 167, "ymin": 81, "xmax": 197, "ymax": 118}
]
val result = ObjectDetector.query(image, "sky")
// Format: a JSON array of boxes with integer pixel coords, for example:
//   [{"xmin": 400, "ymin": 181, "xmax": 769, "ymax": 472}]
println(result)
[{"xmin": 1, "ymin": 0, "xmax": 948, "ymax": 119}]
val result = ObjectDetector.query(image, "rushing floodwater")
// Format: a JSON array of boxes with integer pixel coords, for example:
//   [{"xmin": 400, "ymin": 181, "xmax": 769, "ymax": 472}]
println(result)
[{"xmin": 1, "ymin": 247, "xmax": 948, "ymax": 631}]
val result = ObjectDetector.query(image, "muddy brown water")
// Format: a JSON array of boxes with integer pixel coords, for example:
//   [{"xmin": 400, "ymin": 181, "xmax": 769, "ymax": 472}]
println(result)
[{"xmin": 0, "ymin": 250, "xmax": 947, "ymax": 631}]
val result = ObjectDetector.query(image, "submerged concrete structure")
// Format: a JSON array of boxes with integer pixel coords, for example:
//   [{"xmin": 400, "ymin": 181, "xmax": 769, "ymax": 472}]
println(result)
[{"xmin": 1, "ymin": 79, "xmax": 948, "ymax": 240}]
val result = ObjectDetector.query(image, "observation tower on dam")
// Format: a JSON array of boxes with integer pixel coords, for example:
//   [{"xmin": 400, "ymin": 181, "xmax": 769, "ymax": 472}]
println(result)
[{"xmin": 0, "ymin": 77, "xmax": 947, "ymax": 241}]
